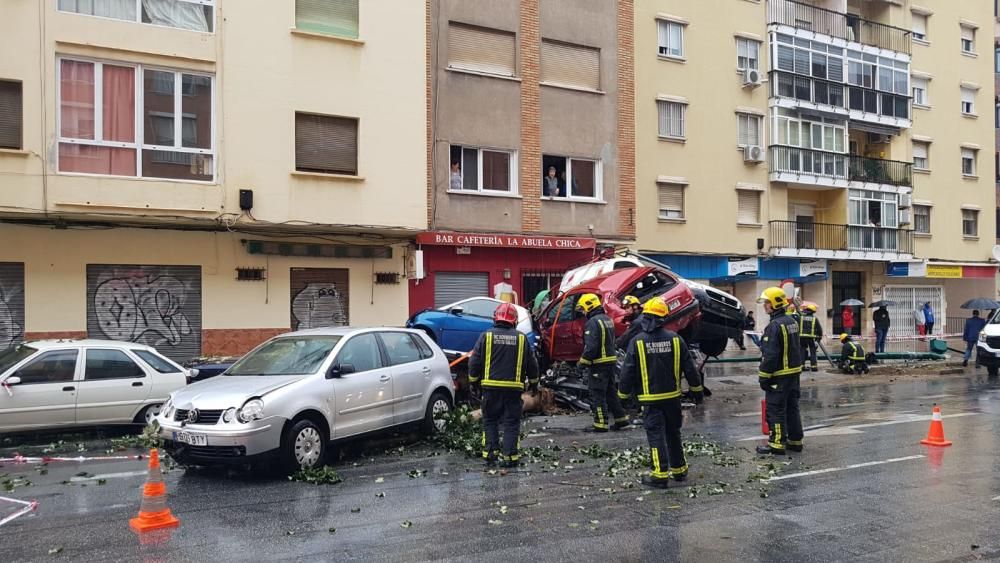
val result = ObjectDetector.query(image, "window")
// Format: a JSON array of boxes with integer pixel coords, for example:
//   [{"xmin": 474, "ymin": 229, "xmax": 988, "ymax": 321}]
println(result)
[
  {"xmin": 413, "ymin": 335, "xmax": 434, "ymax": 360},
  {"xmin": 335, "ymin": 333, "xmax": 382, "ymax": 373},
  {"xmin": 14, "ymin": 350, "xmax": 78, "ymax": 384},
  {"xmin": 57, "ymin": 58, "xmax": 214, "ymax": 181},
  {"xmin": 963, "ymin": 209, "xmax": 979, "ymax": 237},
  {"xmin": 58, "ymin": 0, "xmax": 214, "ymax": 32},
  {"xmin": 960, "ymin": 25, "xmax": 975, "ymax": 54},
  {"xmin": 295, "ymin": 113, "xmax": 359, "ymax": 176},
  {"xmin": 737, "ymin": 190, "xmax": 762, "ymax": 225},
  {"xmin": 449, "ymin": 145, "xmax": 516, "ymax": 193},
  {"xmin": 736, "ymin": 37, "xmax": 760, "ymax": 71},
  {"xmin": 541, "ymin": 40, "xmax": 600, "ymax": 91},
  {"xmin": 458, "ymin": 298, "xmax": 500, "ymax": 318},
  {"xmin": 657, "ymin": 182, "xmax": 684, "ymax": 220},
  {"xmin": 656, "ymin": 100, "xmax": 686, "ymax": 139},
  {"xmin": 0, "ymin": 80, "xmax": 22, "ymax": 150},
  {"xmin": 85, "ymin": 349, "xmax": 145, "ymax": 380},
  {"xmin": 961, "ymin": 87, "xmax": 976, "ymax": 115},
  {"xmin": 914, "ymin": 205, "xmax": 930, "ymax": 234},
  {"xmin": 737, "ymin": 113, "xmax": 761, "ymax": 147},
  {"xmin": 912, "ymin": 141, "xmax": 929, "ymax": 171},
  {"xmin": 911, "ymin": 77, "xmax": 928, "ymax": 106},
  {"xmin": 774, "ymin": 34, "xmax": 845, "ymax": 82},
  {"xmin": 295, "ymin": 0, "xmax": 358, "ymax": 38},
  {"xmin": 546, "ymin": 293, "xmax": 581, "ymax": 324},
  {"xmin": 911, "ymin": 13, "xmax": 927, "ymax": 41},
  {"xmin": 379, "ymin": 332, "xmax": 424, "ymax": 366},
  {"xmin": 657, "ymin": 20, "xmax": 684, "ymax": 58},
  {"xmin": 132, "ymin": 349, "xmax": 181, "ymax": 374},
  {"xmin": 541, "ymin": 155, "xmax": 601, "ymax": 199},
  {"xmin": 962, "ymin": 148, "xmax": 977, "ymax": 176},
  {"xmin": 447, "ymin": 23, "xmax": 516, "ymax": 77}
]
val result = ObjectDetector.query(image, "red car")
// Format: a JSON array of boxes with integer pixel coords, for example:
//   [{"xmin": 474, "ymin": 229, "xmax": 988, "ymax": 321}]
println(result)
[{"xmin": 536, "ymin": 266, "xmax": 700, "ymax": 365}]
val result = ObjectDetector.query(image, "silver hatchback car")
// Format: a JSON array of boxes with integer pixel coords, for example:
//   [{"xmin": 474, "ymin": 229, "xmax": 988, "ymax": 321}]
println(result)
[{"xmin": 157, "ymin": 327, "xmax": 454, "ymax": 471}]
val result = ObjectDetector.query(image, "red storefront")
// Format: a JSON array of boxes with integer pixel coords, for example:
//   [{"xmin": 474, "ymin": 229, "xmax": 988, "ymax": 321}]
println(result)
[{"xmin": 409, "ymin": 232, "xmax": 599, "ymax": 314}]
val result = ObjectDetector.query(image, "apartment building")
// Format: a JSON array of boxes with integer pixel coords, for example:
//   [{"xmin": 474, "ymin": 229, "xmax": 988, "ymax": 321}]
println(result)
[
  {"xmin": 635, "ymin": 0, "xmax": 996, "ymax": 338},
  {"xmin": 410, "ymin": 0, "xmax": 634, "ymax": 312},
  {"xmin": 0, "ymin": 1, "xmax": 426, "ymax": 360}
]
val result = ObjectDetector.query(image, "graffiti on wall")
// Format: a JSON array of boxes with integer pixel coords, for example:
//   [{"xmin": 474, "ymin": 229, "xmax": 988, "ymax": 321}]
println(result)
[
  {"xmin": 87, "ymin": 265, "xmax": 202, "ymax": 360},
  {"xmin": 290, "ymin": 269, "xmax": 349, "ymax": 331},
  {"xmin": 0, "ymin": 263, "xmax": 25, "ymax": 350}
]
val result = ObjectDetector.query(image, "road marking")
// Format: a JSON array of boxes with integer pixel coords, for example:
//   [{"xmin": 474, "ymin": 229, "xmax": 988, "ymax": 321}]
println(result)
[
  {"xmin": 70, "ymin": 470, "xmax": 147, "ymax": 482},
  {"xmin": 993, "ymin": 495, "xmax": 1000, "ymax": 501},
  {"xmin": 737, "ymin": 412, "xmax": 978, "ymax": 441},
  {"xmin": 917, "ymin": 394, "xmax": 955, "ymax": 400},
  {"xmin": 767, "ymin": 455, "xmax": 925, "ymax": 481},
  {"xmin": 731, "ymin": 412, "xmax": 761, "ymax": 418}
]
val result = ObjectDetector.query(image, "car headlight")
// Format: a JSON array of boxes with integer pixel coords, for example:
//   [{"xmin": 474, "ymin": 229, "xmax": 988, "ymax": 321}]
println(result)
[
  {"xmin": 222, "ymin": 407, "xmax": 237, "ymax": 423},
  {"xmin": 161, "ymin": 397, "xmax": 174, "ymax": 419},
  {"xmin": 979, "ymin": 333, "xmax": 987, "ymax": 342},
  {"xmin": 237, "ymin": 399, "xmax": 264, "ymax": 423}
]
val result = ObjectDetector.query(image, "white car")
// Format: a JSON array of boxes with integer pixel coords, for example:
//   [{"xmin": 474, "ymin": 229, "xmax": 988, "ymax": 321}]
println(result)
[
  {"xmin": 157, "ymin": 327, "xmax": 455, "ymax": 472},
  {"xmin": 0, "ymin": 340, "xmax": 190, "ymax": 433}
]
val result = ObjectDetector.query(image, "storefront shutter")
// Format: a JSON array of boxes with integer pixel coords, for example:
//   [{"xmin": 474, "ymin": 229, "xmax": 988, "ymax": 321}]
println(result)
[
  {"xmin": 447, "ymin": 23, "xmax": 516, "ymax": 77},
  {"xmin": 434, "ymin": 272, "xmax": 489, "ymax": 308},
  {"xmin": 540, "ymin": 40, "xmax": 600, "ymax": 91},
  {"xmin": 0, "ymin": 262, "xmax": 25, "ymax": 350},
  {"xmin": 86, "ymin": 265, "xmax": 202, "ymax": 362},
  {"xmin": 737, "ymin": 190, "xmax": 761, "ymax": 224},
  {"xmin": 883, "ymin": 286, "xmax": 944, "ymax": 338},
  {"xmin": 290, "ymin": 268, "xmax": 350, "ymax": 331}
]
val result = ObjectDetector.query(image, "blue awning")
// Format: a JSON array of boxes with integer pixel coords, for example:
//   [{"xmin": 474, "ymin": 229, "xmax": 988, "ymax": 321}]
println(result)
[{"xmin": 648, "ymin": 255, "xmax": 827, "ymax": 282}]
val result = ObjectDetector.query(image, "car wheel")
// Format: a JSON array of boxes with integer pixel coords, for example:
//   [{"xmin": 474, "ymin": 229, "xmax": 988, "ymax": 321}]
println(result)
[
  {"xmin": 988, "ymin": 366, "xmax": 999, "ymax": 377},
  {"xmin": 282, "ymin": 419, "xmax": 326, "ymax": 472},
  {"xmin": 134, "ymin": 403, "xmax": 162, "ymax": 425},
  {"xmin": 699, "ymin": 338, "xmax": 728, "ymax": 358},
  {"xmin": 421, "ymin": 391, "xmax": 452, "ymax": 435}
]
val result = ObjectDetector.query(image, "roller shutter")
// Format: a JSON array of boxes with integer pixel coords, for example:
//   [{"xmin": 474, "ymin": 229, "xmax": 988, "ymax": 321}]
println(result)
[
  {"xmin": 540, "ymin": 40, "xmax": 600, "ymax": 90},
  {"xmin": 447, "ymin": 23, "xmax": 516, "ymax": 76},
  {"xmin": 290, "ymin": 268, "xmax": 350, "ymax": 331},
  {"xmin": 434, "ymin": 272, "xmax": 489, "ymax": 308},
  {"xmin": 0, "ymin": 262, "xmax": 25, "ymax": 350}
]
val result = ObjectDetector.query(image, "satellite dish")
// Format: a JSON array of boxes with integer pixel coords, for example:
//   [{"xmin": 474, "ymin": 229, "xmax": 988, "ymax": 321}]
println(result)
[{"xmin": 992, "ymin": 245, "xmax": 1000, "ymax": 263}]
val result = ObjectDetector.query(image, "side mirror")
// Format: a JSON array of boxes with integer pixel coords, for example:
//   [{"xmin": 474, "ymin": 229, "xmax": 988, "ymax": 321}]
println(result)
[
  {"xmin": 327, "ymin": 363, "xmax": 356, "ymax": 379},
  {"xmin": 4, "ymin": 376, "xmax": 21, "ymax": 386},
  {"xmin": 187, "ymin": 368, "xmax": 200, "ymax": 380},
  {"xmin": 449, "ymin": 306, "xmax": 464, "ymax": 316}
]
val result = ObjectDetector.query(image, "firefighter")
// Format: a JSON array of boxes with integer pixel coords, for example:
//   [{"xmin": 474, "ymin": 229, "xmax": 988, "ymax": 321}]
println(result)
[
  {"xmin": 799, "ymin": 303, "xmax": 824, "ymax": 372},
  {"xmin": 839, "ymin": 333, "xmax": 869, "ymax": 374},
  {"xmin": 577, "ymin": 293, "xmax": 630, "ymax": 432},
  {"xmin": 615, "ymin": 295, "xmax": 644, "ymax": 424},
  {"xmin": 468, "ymin": 303, "xmax": 540, "ymax": 468},
  {"xmin": 757, "ymin": 287, "xmax": 804, "ymax": 456},
  {"xmin": 619, "ymin": 297, "xmax": 703, "ymax": 488}
]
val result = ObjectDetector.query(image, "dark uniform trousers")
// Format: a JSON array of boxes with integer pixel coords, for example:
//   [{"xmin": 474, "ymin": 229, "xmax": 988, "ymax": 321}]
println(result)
[
  {"xmin": 644, "ymin": 399, "xmax": 687, "ymax": 479},
  {"xmin": 481, "ymin": 389, "xmax": 523, "ymax": 461},
  {"xmin": 764, "ymin": 375, "xmax": 804, "ymax": 450},
  {"xmin": 802, "ymin": 339, "xmax": 818, "ymax": 368},
  {"xmin": 587, "ymin": 365, "xmax": 627, "ymax": 429}
]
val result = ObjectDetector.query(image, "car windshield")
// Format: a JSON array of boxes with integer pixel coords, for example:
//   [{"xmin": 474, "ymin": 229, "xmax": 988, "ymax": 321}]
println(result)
[
  {"xmin": 0, "ymin": 345, "xmax": 37, "ymax": 375},
  {"xmin": 225, "ymin": 336, "xmax": 342, "ymax": 376}
]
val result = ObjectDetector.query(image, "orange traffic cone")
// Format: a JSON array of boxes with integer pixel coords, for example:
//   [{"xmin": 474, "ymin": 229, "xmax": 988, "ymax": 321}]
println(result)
[
  {"xmin": 129, "ymin": 449, "xmax": 180, "ymax": 533},
  {"xmin": 919, "ymin": 405, "xmax": 952, "ymax": 447}
]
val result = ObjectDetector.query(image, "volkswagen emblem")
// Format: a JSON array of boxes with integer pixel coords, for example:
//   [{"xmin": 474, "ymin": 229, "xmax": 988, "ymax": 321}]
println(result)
[{"xmin": 186, "ymin": 409, "xmax": 199, "ymax": 423}]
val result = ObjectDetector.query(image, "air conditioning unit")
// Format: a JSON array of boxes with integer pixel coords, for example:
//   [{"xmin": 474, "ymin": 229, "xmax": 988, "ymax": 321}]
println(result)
[
  {"xmin": 742, "ymin": 68, "xmax": 763, "ymax": 88},
  {"xmin": 867, "ymin": 133, "xmax": 892, "ymax": 145},
  {"xmin": 899, "ymin": 193, "xmax": 912, "ymax": 208},
  {"xmin": 744, "ymin": 145, "xmax": 764, "ymax": 163},
  {"xmin": 899, "ymin": 208, "xmax": 913, "ymax": 225}
]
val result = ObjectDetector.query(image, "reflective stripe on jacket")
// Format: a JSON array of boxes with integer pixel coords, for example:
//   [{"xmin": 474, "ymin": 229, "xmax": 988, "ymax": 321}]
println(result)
[
  {"xmin": 469, "ymin": 326, "xmax": 539, "ymax": 390},
  {"xmin": 841, "ymin": 341, "xmax": 865, "ymax": 362},
  {"xmin": 759, "ymin": 309, "xmax": 804, "ymax": 378},
  {"xmin": 580, "ymin": 309, "xmax": 617, "ymax": 366},
  {"xmin": 619, "ymin": 324, "xmax": 702, "ymax": 403},
  {"xmin": 799, "ymin": 315, "xmax": 822, "ymax": 340}
]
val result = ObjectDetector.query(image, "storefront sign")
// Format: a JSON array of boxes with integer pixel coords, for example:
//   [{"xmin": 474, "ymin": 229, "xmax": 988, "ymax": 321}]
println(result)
[
  {"xmin": 798, "ymin": 259, "xmax": 827, "ymax": 278},
  {"xmin": 926, "ymin": 264, "xmax": 962, "ymax": 278},
  {"xmin": 726, "ymin": 256, "xmax": 758, "ymax": 277},
  {"xmin": 889, "ymin": 261, "xmax": 996, "ymax": 279},
  {"xmin": 416, "ymin": 232, "xmax": 596, "ymax": 250}
]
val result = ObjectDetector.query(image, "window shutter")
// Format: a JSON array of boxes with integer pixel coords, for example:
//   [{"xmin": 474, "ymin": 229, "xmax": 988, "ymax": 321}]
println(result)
[
  {"xmin": 911, "ymin": 14, "xmax": 926, "ymax": 37},
  {"xmin": 960, "ymin": 26, "xmax": 973, "ymax": 42},
  {"xmin": 541, "ymin": 40, "xmax": 600, "ymax": 90},
  {"xmin": 295, "ymin": 113, "xmax": 358, "ymax": 175},
  {"xmin": 961, "ymin": 147, "xmax": 974, "ymax": 161},
  {"xmin": 296, "ymin": 0, "xmax": 359, "ymax": 38},
  {"xmin": 448, "ymin": 23, "xmax": 516, "ymax": 76},
  {"xmin": 912, "ymin": 142, "xmax": 927, "ymax": 160},
  {"xmin": 737, "ymin": 190, "xmax": 761, "ymax": 224},
  {"xmin": 0, "ymin": 80, "xmax": 22, "ymax": 149},
  {"xmin": 657, "ymin": 184, "xmax": 684, "ymax": 218},
  {"xmin": 961, "ymin": 87, "xmax": 974, "ymax": 105}
]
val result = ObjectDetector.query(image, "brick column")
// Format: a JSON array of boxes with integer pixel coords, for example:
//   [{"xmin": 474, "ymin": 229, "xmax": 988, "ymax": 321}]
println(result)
[
  {"xmin": 616, "ymin": 0, "xmax": 636, "ymax": 240},
  {"xmin": 519, "ymin": 0, "xmax": 542, "ymax": 233}
]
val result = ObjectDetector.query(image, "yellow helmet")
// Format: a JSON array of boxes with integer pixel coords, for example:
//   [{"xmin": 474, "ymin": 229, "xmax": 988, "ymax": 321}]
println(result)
[
  {"xmin": 757, "ymin": 287, "xmax": 788, "ymax": 309},
  {"xmin": 839, "ymin": 333, "xmax": 850, "ymax": 342},
  {"xmin": 642, "ymin": 297, "xmax": 670, "ymax": 318},
  {"xmin": 802, "ymin": 303, "xmax": 818, "ymax": 313},
  {"xmin": 576, "ymin": 293, "xmax": 602, "ymax": 314},
  {"xmin": 622, "ymin": 295, "xmax": 641, "ymax": 307}
]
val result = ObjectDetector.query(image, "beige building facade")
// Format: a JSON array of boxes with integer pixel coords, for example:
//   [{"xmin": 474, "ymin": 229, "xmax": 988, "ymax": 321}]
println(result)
[
  {"xmin": 0, "ymin": 1, "xmax": 426, "ymax": 360},
  {"xmin": 634, "ymin": 0, "xmax": 997, "ymax": 341}
]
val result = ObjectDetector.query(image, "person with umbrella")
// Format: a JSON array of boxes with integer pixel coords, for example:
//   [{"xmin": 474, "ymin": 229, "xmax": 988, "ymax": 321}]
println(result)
[
  {"xmin": 840, "ymin": 299, "xmax": 863, "ymax": 335},
  {"xmin": 870, "ymin": 300, "xmax": 893, "ymax": 354}
]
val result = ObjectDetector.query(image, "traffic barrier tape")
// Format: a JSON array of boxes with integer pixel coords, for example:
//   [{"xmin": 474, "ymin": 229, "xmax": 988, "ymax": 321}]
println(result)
[
  {"xmin": 742, "ymin": 330, "xmax": 961, "ymax": 342},
  {"xmin": 0, "ymin": 454, "xmax": 144, "ymax": 464},
  {"xmin": 0, "ymin": 495, "xmax": 38, "ymax": 527}
]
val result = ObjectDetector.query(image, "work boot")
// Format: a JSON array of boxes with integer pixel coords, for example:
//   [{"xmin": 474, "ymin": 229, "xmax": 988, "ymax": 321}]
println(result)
[
  {"xmin": 500, "ymin": 459, "xmax": 520, "ymax": 469},
  {"xmin": 811, "ymin": 365, "xmax": 819, "ymax": 372},
  {"xmin": 786, "ymin": 443, "xmax": 803, "ymax": 453},
  {"xmin": 962, "ymin": 360, "xmax": 969, "ymax": 367},
  {"xmin": 484, "ymin": 453, "xmax": 498, "ymax": 468},
  {"xmin": 583, "ymin": 426, "xmax": 609, "ymax": 433},
  {"xmin": 670, "ymin": 472, "xmax": 688, "ymax": 482},
  {"xmin": 612, "ymin": 420, "xmax": 631, "ymax": 431},
  {"xmin": 641, "ymin": 475, "xmax": 670, "ymax": 489},
  {"xmin": 755, "ymin": 445, "xmax": 786, "ymax": 456}
]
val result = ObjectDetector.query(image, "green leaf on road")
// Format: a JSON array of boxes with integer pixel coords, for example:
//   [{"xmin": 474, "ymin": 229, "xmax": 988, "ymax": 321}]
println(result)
[{"xmin": 400, "ymin": 521, "xmax": 413, "ymax": 529}]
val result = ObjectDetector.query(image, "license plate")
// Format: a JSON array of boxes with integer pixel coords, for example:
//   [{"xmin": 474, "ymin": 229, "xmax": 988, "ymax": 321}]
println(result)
[
  {"xmin": 668, "ymin": 299, "xmax": 682, "ymax": 311},
  {"xmin": 175, "ymin": 431, "xmax": 206, "ymax": 446}
]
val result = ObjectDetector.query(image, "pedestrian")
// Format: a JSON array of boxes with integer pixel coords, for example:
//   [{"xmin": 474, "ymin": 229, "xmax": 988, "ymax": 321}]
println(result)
[
  {"xmin": 841, "ymin": 305, "xmax": 855, "ymax": 335},
  {"xmin": 838, "ymin": 333, "xmax": 868, "ymax": 374},
  {"xmin": 799, "ymin": 303, "xmax": 823, "ymax": 372},
  {"xmin": 756, "ymin": 287, "xmax": 804, "ymax": 456},
  {"xmin": 962, "ymin": 310, "xmax": 987, "ymax": 367},
  {"xmin": 913, "ymin": 306, "xmax": 926, "ymax": 336},
  {"xmin": 873, "ymin": 305, "xmax": 890, "ymax": 353},
  {"xmin": 923, "ymin": 302, "xmax": 935, "ymax": 336},
  {"xmin": 468, "ymin": 303, "xmax": 540, "ymax": 468},
  {"xmin": 619, "ymin": 297, "xmax": 703, "ymax": 488},
  {"xmin": 745, "ymin": 311, "xmax": 761, "ymax": 348},
  {"xmin": 576, "ymin": 293, "xmax": 629, "ymax": 433}
]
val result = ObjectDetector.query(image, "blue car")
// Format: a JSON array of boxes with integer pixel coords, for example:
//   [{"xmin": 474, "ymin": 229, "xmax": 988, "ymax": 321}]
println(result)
[{"xmin": 406, "ymin": 297, "xmax": 539, "ymax": 354}]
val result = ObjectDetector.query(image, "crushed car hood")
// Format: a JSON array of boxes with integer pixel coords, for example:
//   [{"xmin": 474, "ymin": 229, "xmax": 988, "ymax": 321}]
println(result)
[{"xmin": 168, "ymin": 375, "xmax": 306, "ymax": 409}]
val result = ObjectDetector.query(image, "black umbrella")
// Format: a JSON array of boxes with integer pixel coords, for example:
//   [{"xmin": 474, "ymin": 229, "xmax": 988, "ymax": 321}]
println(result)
[
  {"xmin": 960, "ymin": 298, "xmax": 1000, "ymax": 310},
  {"xmin": 868, "ymin": 300, "xmax": 897, "ymax": 308}
]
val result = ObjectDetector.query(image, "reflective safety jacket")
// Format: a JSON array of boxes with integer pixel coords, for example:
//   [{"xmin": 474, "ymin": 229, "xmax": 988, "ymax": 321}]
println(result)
[
  {"xmin": 759, "ymin": 308, "xmax": 804, "ymax": 380},
  {"xmin": 579, "ymin": 308, "xmax": 617, "ymax": 367},
  {"xmin": 469, "ymin": 325, "xmax": 539, "ymax": 390},
  {"xmin": 615, "ymin": 318, "xmax": 643, "ymax": 352},
  {"xmin": 841, "ymin": 340, "xmax": 866, "ymax": 362},
  {"xmin": 799, "ymin": 314, "xmax": 823, "ymax": 340},
  {"xmin": 619, "ymin": 319, "xmax": 702, "ymax": 403}
]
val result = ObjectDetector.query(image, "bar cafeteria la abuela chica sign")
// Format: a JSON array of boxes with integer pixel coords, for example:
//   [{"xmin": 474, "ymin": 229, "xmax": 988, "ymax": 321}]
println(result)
[{"xmin": 416, "ymin": 232, "xmax": 596, "ymax": 250}]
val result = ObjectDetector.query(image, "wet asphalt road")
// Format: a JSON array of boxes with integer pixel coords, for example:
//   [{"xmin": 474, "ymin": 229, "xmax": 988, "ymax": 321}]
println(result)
[{"xmin": 2, "ymin": 363, "xmax": 999, "ymax": 562}]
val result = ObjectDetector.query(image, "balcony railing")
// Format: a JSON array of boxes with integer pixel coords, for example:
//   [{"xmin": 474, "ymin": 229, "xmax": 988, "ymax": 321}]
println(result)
[
  {"xmin": 767, "ymin": 0, "xmax": 911, "ymax": 54},
  {"xmin": 770, "ymin": 146, "xmax": 847, "ymax": 180},
  {"xmin": 770, "ymin": 220, "xmax": 914, "ymax": 254},
  {"xmin": 848, "ymin": 155, "xmax": 912, "ymax": 187},
  {"xmin": 770, "ymin": 71, "xmax": 910, "ymax": 121}
]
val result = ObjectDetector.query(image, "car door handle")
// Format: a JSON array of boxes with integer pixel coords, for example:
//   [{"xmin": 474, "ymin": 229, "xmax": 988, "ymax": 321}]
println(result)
[
  {"xmin": 132, "ymin": 382, "xmax": 143, "ymax": 387},
  {"xmin": 421, "ymin": 367, "xmax": 431, "ymax": 374},
  {"xmin": 379, "ymin": 375, "xmax": 391, "ymax": 383},
  {"xmin": 62, "ymin": 386, "xmax": 75, "ymax": 392}
]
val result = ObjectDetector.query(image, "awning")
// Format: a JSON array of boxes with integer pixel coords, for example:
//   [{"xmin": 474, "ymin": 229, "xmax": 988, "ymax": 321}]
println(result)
[{"xmin": 646, "ymin": 255, "xmax": 828, "ymax": 282}]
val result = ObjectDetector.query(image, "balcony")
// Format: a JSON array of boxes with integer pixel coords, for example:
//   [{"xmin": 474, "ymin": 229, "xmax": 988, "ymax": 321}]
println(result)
[
  {"xmin": 770, "ymin": 71, "xmax": 911, "ymax": 128},
  {"xmin": 767, "ymin": 0, "xmax": 911, "ymax": 55},
  {"xmin": 769, "ymin": 146, "xmax": 847, "ymax": 188},
  {"xmin": 769, "ymin": 220, "xmax": 914, "ymax": 260},
  {"xmin": 848, "ymin": 155, "xmax": 911, "ymax": 187}
]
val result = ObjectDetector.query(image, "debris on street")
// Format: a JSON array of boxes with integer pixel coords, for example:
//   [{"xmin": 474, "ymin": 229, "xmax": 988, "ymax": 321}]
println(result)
[{"xmin": 289, "ymin": 466, "xmax": 343, "ymax": 486}]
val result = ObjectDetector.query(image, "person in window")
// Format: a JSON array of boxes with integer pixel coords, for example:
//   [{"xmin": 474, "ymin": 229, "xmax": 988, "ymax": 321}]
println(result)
[
  {"xmin": 962, "ymin": 310, "xmax": 987, "ymax": 367},
  {"xmin": 450, "ymin": 160, "xmax": 462, "ymax": 191},
  {"xmin": 543, "ymin": 166, "xmax": 565, "ymax": 197}
]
